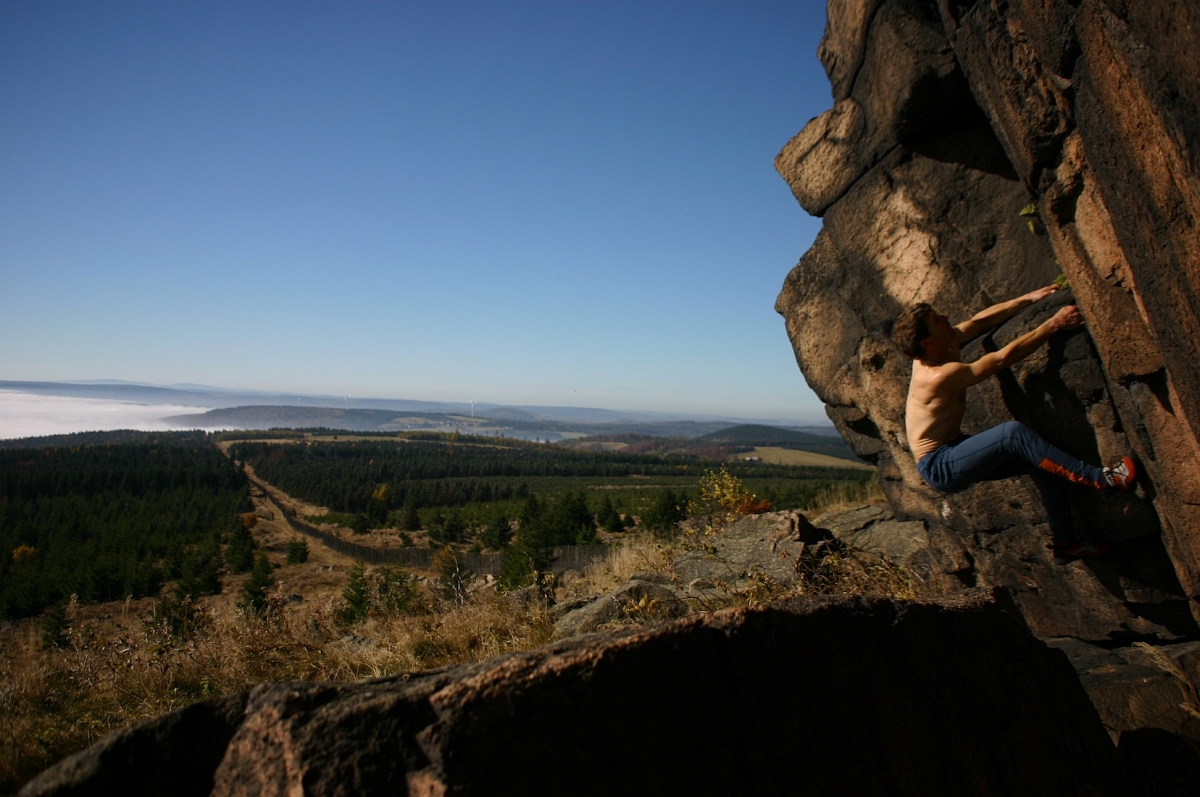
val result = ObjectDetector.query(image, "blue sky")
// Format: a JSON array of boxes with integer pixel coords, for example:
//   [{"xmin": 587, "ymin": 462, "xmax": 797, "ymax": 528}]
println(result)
[{"xmin": 1, "ymin": 1, "xmax": 832, "ymax": 423}]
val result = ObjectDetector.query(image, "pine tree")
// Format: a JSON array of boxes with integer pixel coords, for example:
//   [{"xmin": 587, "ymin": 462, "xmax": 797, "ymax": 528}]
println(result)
[
  {"xmin": 480, "ymin": 514, "xmax": 512, "ymax": 550},
  {"xmin": 286, "ymin": 538, "xmax": 309, "ymax": 564},
  {"xmin": 226, "ymin": 523, "xmax": 257, "ymax": 574},
  {"xmin": 641, "ymin": 489, "xmax": 687, "ymax": 537},
  {"xmin": 336, "ymin": 561, "xmax": 370, "ymax": 625},
  {"xmin": 239, "ymin": 553, "xmax": 275, "ymax": 613}
]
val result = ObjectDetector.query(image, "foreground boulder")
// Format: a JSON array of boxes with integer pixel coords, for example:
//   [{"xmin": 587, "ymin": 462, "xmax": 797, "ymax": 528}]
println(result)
[
  {"xmin": 22, "ymin": 591, "xmax": 1128, "ymax": 796},
  {"xmin": 776, "ymin": 0, "xmax": 1200, "ymax": 639}
]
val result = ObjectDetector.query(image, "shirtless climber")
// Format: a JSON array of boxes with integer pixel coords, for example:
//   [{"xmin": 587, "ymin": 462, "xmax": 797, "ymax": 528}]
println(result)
[{"xmin": 893, "ymin": 285, "xmax": 1135, "ymax": 560}]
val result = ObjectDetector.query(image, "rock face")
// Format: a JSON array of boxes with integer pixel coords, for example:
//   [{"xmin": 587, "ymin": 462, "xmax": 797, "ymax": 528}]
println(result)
[
  {"xmin": 21, "ymin": 592, "xmax": 1130, "ymax": 797},
  {"xmin": 776, "ymin": 0, "xmax": 1200, "ymax": 639}
]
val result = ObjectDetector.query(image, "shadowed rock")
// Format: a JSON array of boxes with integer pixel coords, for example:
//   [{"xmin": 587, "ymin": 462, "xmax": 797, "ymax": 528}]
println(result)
[{"xmin": 21, "ymin": 592, "xmax": 1130, "ymax": 797}]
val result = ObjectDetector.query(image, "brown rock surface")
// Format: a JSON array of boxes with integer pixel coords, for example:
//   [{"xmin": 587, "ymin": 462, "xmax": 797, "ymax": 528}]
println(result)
[
  {"xmin": 777, "ymin": 0, "xmax": 1200, "ymax": 638},
  {"xmin": 20, "ymin": 592, "xmax": 1130, "ymax": 797}
]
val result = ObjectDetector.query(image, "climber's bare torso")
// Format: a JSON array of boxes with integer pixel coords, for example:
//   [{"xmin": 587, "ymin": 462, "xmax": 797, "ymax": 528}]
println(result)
[{"xmin": 903, "ymin": 288, "xmax": 1081, "ymax": 462}]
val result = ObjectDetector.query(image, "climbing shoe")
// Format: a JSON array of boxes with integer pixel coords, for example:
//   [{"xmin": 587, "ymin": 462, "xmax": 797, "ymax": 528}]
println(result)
[
  {"xmin": 1103, "ymin": 456, "xmax": 1136, "ymax": 491},
  {"xmin": 1053, "ymin": 539, "xmax": 1108, "ymax": 562}
]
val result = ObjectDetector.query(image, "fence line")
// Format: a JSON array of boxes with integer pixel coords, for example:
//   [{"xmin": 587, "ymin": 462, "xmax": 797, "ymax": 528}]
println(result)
[{"xmin": 249, "ymin": 475, "xmax": 610, "ymax": 575}]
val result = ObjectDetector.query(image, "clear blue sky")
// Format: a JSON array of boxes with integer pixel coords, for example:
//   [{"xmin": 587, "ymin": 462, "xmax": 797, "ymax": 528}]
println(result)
[{"xmin": 1, "ymin": 1, "xmax": 833, "ymax": 423}]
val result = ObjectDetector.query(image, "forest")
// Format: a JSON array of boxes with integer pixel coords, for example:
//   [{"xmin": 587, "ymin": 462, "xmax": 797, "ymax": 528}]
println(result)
[
  {"xmin": 228, "ymin": 434, "xmax": 872, "ymax": 532},
  {"xmin": 0, "ymin": 432, "xmax": 253, "ymax": 620}
]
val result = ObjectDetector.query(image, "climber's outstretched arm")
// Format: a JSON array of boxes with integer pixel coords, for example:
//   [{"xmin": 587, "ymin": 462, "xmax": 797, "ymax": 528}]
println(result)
[
  {"xmin": 940, "ymin": 305, "xmax": 1085, "ymax": 391},
  {"xmin": 954, "ymin": 284, "xmax": 1061, "ymax": 342}
]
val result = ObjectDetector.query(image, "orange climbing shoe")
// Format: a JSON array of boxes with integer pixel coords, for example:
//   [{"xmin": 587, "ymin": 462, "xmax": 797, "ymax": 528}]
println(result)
[{"xmin": 1103, "ymin": 456, "xmax": 1136, "ymax": 491}]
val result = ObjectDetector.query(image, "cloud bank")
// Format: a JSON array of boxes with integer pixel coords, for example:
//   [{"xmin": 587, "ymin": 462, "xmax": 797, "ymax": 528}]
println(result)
[{"xmin": 0, "ymin": 390, "xmax": 218, "ymax": 440}]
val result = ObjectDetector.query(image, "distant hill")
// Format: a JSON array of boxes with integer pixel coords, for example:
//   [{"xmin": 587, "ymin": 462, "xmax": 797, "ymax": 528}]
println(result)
[
  {"xmin": 480, "ymin": 407, "xmax": 538, "ymax": 421},
  {"xmin": 164, "ymin": 405, "xmax": 747, "ymax": 440},
  {"xmin": 696, "ymin": 424, "xmax": 857, "ymax": 461}
]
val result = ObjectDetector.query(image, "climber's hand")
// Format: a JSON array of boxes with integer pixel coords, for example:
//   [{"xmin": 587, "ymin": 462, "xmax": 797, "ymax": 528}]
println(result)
[
  {"xmin": 1023, "ymin": 284, "xmax": 1060, "ymax": 304},
  {"xmin": 1048, "ymin": 304, "xmax": 1084, "ymax": 332}
]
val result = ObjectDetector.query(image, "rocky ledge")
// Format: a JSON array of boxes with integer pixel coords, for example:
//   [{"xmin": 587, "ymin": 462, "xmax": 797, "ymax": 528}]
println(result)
[{"xmin": 21, "ymin": 590, "xmax": 1135, "ymax": 797}]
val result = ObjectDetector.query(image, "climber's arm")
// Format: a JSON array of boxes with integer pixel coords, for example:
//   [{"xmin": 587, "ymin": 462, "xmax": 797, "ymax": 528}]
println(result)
[
  {"xmin": 943, "ymin": 305, "xmax": 1084, "ymax": 390},
  {"xmin": 953, "ymin": 284, "xmax": 1061, "ymax": 342}
]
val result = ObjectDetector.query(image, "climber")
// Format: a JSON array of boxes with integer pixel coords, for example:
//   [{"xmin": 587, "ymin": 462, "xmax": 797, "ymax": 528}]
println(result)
[{"xmin": 893, "ymin": 284, "xmax": 1135, "ymax": 560}]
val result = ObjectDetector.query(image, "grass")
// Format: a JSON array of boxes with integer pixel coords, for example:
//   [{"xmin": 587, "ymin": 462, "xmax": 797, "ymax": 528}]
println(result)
[
  {"xmin": 0, "ymin": 588, "xmax": 553, "ymax": 792},
  {"xmin": 0, "ymin": 476, "xmax": 892, "ymax": 792},
  {"xmin": 731, "ymin": 446, "xmax": 872, "ymax": 470}
]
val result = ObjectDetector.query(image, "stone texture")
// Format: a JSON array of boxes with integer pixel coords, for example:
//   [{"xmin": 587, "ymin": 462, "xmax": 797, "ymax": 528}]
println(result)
[
  {"xmin": 1046, "ymin": 638, "xmax": 1200, "ymax": 742},
  {"xmin": 777, "ymin": 0, "xmax": 1200, "ymax": 637},
  {"xmin": 20, "ymin": 592, "xmax": 1132, "ymax": 797}
]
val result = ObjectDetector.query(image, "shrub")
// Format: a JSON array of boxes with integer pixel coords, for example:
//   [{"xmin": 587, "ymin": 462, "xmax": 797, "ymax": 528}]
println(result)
[
  {"xmin": 336, "ymin": 562, "xmax": 423, "ymax": 626},
  {"xmin": 640, "ymin": 489, "xmax": 687, "ymax": 537},
  {"xmin": 285, "ymin": 538, "xmax": 309, "ymax": 565},
  {"xmin": 238, "ymin": 554, "xmax": 275, "ymax": 614}
]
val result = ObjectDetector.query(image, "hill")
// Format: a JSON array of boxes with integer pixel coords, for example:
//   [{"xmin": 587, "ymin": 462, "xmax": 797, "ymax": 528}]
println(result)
[{"xmin": 695, "ymin": 424, "xmax": 857, "ymax": 461}]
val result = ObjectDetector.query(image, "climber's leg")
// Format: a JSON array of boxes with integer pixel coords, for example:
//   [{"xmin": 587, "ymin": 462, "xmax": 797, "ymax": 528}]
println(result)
[{"xmin": 918, "ymin": 421, "xmax": 1107, "ymax": 494}]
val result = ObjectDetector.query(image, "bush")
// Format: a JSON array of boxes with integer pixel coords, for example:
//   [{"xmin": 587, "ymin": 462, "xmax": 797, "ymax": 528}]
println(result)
[
  {"xmin": 640, "ymin": 489, "xmax": 688, "ymax": 537},
  {"xmin": 286, "ymin": 538, "xmax": 309, "ymax": 565},
  {"xmin": 434, "ymin": 549, "xmax": 473, "ymax": 606},
  {"xmin": 239, "ymin": 554, "xmax": 275, "ymax": 614},
  {"xmin": 480, "ymin": 514, "xmax": 513, "ymax": 550},
  {"xmin": 225, "ymin": 524, "xmax": 256, "ymax": 574},
  {"xmin": 336, "ymin": 562, "xmax": 422, "ymax": 625}
]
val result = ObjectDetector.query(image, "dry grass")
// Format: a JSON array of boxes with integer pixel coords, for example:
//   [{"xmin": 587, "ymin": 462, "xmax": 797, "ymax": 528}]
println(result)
[
  {"xmin": 805, "ymin": 477, "xmax": 885, "ymax": 518},
  {"xmin": 0, "ymin": 585, "xmax": 552, "ymax": 792},
  {"xmin": 1, "ymin": 480, "xmax": 896, "ymax": 791},
  {"xmin": 1132, "ymin": 641, "xmax": 1200, "ymax": 721}
]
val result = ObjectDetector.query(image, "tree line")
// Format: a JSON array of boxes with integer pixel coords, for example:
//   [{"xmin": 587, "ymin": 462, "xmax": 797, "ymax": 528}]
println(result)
[
  {"xmin": 229, "ymin": 438, "xmax": 864, "ymax": 517},
  {"xmin": 0, "ymin": 434, "xmax": 253, "ymax": 620}
]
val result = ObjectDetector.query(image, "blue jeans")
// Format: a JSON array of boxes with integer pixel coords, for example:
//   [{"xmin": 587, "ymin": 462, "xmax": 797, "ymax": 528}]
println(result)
[{"xmin": 916, "ymin": 421, "xmax": 1106, "ymax": 546}]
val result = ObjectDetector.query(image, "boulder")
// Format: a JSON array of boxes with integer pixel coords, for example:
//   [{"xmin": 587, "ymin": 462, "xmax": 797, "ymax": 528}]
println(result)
[
  {"xmin": 20, "ymin": 592, "xmax": 1131, "ymax": 797},
  {"xmin": 777, "ymin": 0, "xmax": 1200, "ymax": 638}
]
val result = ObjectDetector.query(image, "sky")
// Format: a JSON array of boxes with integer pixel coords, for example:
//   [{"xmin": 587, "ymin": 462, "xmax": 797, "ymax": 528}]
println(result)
[{"xmin": 1, "ymin": 1, "xmax": 834, "ymax": 423}]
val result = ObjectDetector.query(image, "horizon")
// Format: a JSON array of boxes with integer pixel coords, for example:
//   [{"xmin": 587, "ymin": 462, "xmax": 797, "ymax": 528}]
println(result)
[
  {"xmin": 2, "ymin": 2, "xmax": 833, "ymax": 422},
  {"xmin": 0, "ymin": 379, "xmax": 835, "ymax": 441}
]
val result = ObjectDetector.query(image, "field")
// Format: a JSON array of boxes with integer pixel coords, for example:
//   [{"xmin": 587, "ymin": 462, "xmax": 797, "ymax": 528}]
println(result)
[
  {"xmin": 731, "ymin": 446, "xmax": 872, "ymax": 469},
  {"xmin": 223, "ymin": 432, "xmax": 876, "ymax": 543}
]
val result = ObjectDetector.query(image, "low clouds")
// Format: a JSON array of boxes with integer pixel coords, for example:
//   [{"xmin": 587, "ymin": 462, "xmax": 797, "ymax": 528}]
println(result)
[{"xmin": 0, "ymin": 390, "xmax": 219, "ymax": 440}]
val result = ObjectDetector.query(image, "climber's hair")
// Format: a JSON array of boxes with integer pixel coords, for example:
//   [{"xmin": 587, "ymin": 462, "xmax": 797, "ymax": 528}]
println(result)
[{"xmin": 893, "ymin": 303, "xmax": 938, "ymax": 359}]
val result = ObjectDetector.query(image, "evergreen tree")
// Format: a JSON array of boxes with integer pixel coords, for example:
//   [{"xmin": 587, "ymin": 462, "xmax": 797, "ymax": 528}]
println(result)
[
  {"xmin": 41, "ymin": 601, "xmax": 67, "ymax": 649},
  {"xmin": 441, "ymin": 511, "xmax": 466, "ymax": 544},
  {"xmin": 286, "ymin": 538, "xmax": 309, "ymax": 564},
  {"xmin": 226, "ymin": 523, "xmax": 256, "ymax": 574},
  {"xmin": 496, "ymin": 538, "xmax": 553, "ymax": 590},
  {"xmin": 375, "ymin": 567, "xmax": 421, "ymax": 616},
  {"xmin": 480, "ymin": 514, "xmax": 512, "ymax": 550},
  {"xmin": 596, "ymin": 496, "xmax": 623, "ymax": 533},
  {"xmin": 239, "ymin": 553, "xmax": 275, "ymax": 613},
  {"xmin": 336, "ymin": 561, "xmax": 370, "ymax": 625},
  {"xmin": 641, "ymin": 489, "xmax": 687, "ymax": 537},
  {"xmin": 552, "ymin": 490, "xmax": 596, "ymax": 545},
  {"xmin": 402, "ymin": 503, "xmax": 421, "ymax": 532}
]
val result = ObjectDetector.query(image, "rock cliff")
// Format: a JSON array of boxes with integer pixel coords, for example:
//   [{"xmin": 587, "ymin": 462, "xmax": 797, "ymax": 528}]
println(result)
[{"xmin": 776, "ymin": 0, "xmax": 1200, "ymax": 639}]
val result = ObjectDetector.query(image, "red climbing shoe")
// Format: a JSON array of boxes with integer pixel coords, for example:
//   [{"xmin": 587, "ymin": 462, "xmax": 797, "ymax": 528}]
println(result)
[
  {"xmin": 1103, "ymin": 456, "xmax": 1136, "ymax": 491},
  {"xmin": 1054, "ymin": 540, "xmax": 1109, "ymax": 562}
]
